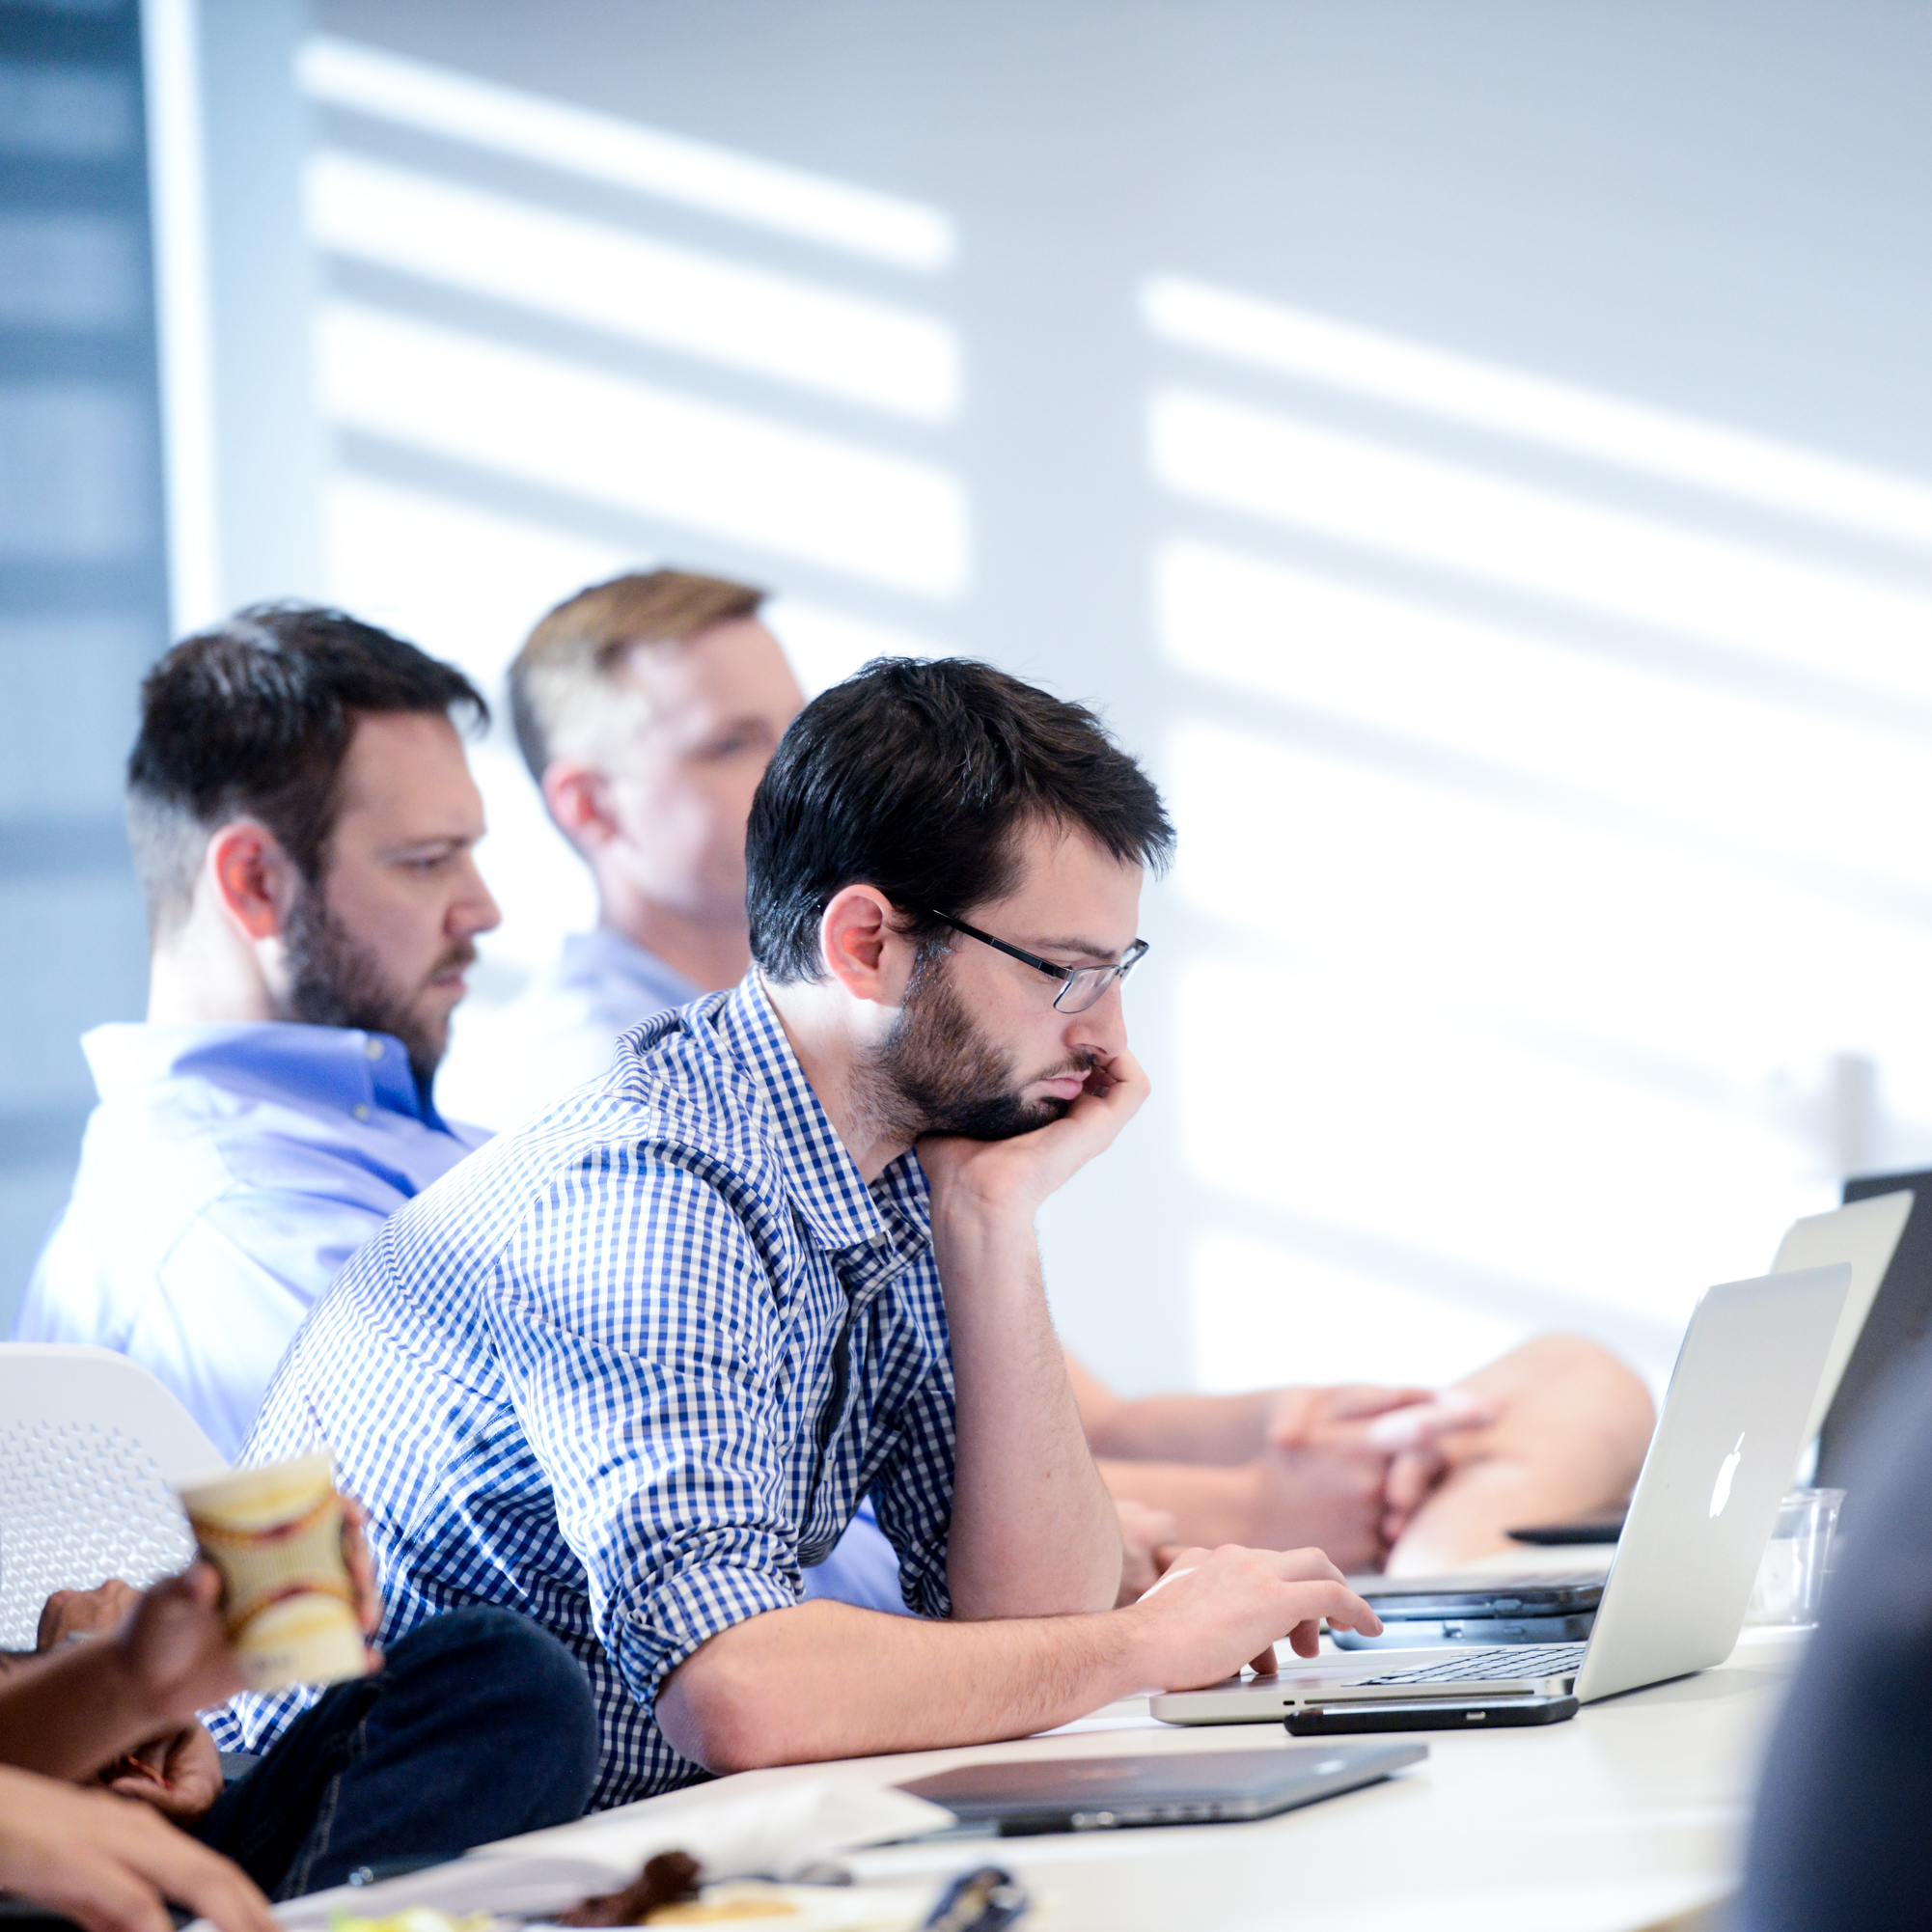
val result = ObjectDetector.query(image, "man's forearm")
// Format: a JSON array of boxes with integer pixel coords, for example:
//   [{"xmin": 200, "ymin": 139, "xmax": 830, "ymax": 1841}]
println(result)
[
  {"xmin": 657, "ymin": 1599, "xmax": 1144, "ymax": 1774},
  {"xmin": 932, "ymin": 1207, "xmax": 1120, "ymax": 1617}
]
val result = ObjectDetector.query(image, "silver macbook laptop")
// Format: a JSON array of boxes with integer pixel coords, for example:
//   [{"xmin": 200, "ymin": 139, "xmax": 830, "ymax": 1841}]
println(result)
[
  {"xmin": 1152, "ymin": 1261, "xmax": 1849, "ymax": 1727},
  {"xmin": 1491, "ymin": 1191, "xmax": 1910, "ymax": 1552}
]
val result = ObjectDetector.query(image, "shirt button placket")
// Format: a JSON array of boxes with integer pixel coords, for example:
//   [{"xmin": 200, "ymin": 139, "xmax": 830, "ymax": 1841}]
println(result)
[{"xmin": 357, "ymin": 1037, "xmax": 381, "ymax": 1119}]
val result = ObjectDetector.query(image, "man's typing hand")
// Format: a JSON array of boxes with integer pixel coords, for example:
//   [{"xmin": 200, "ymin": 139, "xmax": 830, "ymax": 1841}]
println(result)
[{"xmin": 1122, "ymin": 1543, "xmax": 1382, "ymax": 1687}]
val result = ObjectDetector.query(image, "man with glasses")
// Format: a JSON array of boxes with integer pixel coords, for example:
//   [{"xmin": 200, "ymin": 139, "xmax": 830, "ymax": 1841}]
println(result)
[{"xmin": 221, "ymin": 656, "xmax": 1385, "ymax": 1802}]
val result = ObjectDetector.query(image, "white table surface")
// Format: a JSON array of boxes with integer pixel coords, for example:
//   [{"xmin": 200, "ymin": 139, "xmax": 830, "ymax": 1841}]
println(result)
[
  {"xmin": 833, "ymin": 1627, "xmax": 1806, "ymax": 1930},
  {"xmin": 335, "ymin": 1624, "xmax": 1802, "ymax": 1932}
]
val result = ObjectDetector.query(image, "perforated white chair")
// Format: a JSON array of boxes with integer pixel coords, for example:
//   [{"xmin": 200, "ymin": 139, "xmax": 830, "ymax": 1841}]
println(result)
[{"xmin": 0, "ymin": 1343, "xmax": 227, "ymax": 1648}]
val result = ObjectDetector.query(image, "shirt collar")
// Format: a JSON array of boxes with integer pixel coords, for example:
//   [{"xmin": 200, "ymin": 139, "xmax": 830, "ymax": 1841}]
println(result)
[
  {"xmin": 81, "ymin": 1021, "xmax": 454, "ymax": 1133},
  {"xmin": 714, "ymin": 974, "xmax": 922, "ymax": 1256}
]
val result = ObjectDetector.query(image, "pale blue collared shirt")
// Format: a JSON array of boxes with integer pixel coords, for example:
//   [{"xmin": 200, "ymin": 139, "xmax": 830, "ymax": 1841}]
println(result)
[
  {"xmin": 14, "ymin": 1022, "xmax": 485, "ymax": 1460},
  {"xmin": 436, "ymin": 927, "xmax": 699, "ymax": 1132}
]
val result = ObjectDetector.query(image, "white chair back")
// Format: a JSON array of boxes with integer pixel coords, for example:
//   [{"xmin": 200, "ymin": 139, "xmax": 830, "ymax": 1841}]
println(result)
[{"xmin": 0, "ymin": 1343, "xmax": 228, "ymax": 1647}]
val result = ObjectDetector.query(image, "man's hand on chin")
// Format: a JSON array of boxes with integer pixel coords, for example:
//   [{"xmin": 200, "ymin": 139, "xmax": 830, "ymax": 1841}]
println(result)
[
  {"xmin": 919, "ymin": 1048, "xmax": 1149, "ymax": 1621},
  {"xmin": 917, "ymin": 1047, "xmax": 1151, "ymax": 1224}
]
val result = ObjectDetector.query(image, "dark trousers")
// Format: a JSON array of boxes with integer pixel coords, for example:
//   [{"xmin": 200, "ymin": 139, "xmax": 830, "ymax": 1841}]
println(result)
[{"xmin": 194, "ymin": 1606, "xmax": 599, "ymax": 1900}]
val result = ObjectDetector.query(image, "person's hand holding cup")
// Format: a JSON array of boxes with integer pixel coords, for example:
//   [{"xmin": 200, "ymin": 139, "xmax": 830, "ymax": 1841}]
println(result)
[{"xmin": 179, "ymin": 1454, "xmax": 380, "ymax": 1693}]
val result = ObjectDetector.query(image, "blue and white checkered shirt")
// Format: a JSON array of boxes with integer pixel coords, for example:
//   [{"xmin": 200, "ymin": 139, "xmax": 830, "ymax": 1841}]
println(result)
[{"xmin": 216, "ymin": 975, "xmax": 956, "ymax": 1806}]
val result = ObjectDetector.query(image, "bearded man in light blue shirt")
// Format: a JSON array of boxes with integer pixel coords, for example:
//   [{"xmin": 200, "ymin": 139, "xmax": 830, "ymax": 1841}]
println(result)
[{"xmin": 15, "ymin": 603, "xmax": 502, "ymax": 1458}]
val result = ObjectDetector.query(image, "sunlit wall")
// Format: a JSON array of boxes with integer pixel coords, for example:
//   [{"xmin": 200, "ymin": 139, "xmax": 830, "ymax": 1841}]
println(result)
[{"xmin": 200, "ymin": 0, "xmax": 1932, "ymax": 1394}]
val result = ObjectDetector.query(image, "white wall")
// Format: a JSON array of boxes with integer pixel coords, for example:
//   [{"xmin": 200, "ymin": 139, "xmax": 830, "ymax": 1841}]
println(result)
[
  {"xmin": 200, "ymin": 0, "xmax": 1932, "ymax": 1394},
  {"xmin": 147, "ymin": 0, "xmax": 324, "ymax": 628}
]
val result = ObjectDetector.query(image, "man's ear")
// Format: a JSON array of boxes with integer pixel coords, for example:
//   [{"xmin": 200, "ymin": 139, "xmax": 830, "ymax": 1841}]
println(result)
[
  {"xmin": 818, "ymin": 885, "xmax": 913, "ymax": 1007},
  {"xmin": 206, "ymin": 819, "xmax": 300, "ymax": 941},
  {"xmin": 541, "ymin": 760, "xmax": 619, "ymax": 854}
]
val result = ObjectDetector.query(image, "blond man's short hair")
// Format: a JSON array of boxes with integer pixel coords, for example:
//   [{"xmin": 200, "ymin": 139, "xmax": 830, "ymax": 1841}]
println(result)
[{"xmin": 509, "ymin": 567, "xmax": 766, "ymax": 781}]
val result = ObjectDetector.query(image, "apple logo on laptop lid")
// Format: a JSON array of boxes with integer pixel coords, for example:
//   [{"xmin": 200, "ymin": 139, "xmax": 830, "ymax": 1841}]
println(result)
[{"xmin": 1709, "ymin": 1432, "xmax": 1745, "ymax": 1519}]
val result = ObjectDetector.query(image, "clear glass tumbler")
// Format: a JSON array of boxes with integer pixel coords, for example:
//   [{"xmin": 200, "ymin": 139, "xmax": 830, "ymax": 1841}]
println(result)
[{"xmin": 1744, "ymin": 1487, "xmax": 1844, "ymax": 1627}]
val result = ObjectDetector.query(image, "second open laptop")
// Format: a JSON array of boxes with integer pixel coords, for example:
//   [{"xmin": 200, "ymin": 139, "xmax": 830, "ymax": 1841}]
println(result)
[
  {"xmin": 1505, "ymin": 1189, "xmax": 1911, "ymax": 1549},
  {"xmin": 1151, "ymin": 1261, "xmax": 1849, "ymax": 1730}
]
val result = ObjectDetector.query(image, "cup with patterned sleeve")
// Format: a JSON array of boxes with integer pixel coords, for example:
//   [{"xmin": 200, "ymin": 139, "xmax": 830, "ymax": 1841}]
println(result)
[{"xmin": 179, "ymin": 1452, "xmax": 366, "ymax": 1690}]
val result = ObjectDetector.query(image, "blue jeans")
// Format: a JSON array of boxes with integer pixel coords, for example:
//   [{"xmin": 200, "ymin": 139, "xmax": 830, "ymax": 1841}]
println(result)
[{"xmin": 194, "ymin": 1606, "xmax": 599, "ymax": 1899}]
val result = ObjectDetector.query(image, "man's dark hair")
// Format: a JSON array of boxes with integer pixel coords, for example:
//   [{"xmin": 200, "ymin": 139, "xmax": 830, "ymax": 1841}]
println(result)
[
  {"xmin": 126, "ymin": 602, "xmax": 487, "ymax": 937},
  {"xmin": 747, "ymin": 657, "xmax": 1174, "ymax": 982}
]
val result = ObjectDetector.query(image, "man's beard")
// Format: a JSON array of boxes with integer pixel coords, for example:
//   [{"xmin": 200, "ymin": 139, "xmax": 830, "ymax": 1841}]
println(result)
[
  {"xmin": 862, "ymin": 949, "xmax": 1093, "ymax": 1144},
  {"xmin": 282, "ymin": 887, "xmax": 471, "ymax": 1086}
]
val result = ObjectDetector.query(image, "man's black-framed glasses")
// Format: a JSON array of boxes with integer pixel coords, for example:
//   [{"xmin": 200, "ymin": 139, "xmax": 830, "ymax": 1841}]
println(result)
[{"xmin": 925, "ymin": 911, "xmax": 1149, "ymax": 1013}]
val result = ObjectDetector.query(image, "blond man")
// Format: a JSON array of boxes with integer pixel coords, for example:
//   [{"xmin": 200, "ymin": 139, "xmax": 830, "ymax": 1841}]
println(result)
[{"xmin": 442, "ymin": 569, "xmax": 805, "ymax": 1129}]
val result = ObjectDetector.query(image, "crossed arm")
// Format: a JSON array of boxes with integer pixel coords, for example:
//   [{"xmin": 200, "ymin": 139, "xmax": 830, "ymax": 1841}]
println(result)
[{"xmin": 1072, "ymin": 1338, "xmax": 1655, "ymax": 1576}]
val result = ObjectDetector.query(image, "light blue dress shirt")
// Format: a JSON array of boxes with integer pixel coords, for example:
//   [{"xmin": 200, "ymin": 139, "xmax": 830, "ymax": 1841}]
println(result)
[
  {"xmin": 14, "ymin": 1022, "xmax": 485, "ymax": 1461},
  {"xmin": 436, "ymin": 927, "xmax": 699, "ymax": 1132}
]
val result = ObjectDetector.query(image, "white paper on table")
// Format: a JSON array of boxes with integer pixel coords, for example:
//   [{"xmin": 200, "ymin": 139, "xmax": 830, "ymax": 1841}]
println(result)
[{"xmin": 268, "ymin": 1777, "xmax": 957, "ymax": 1927}]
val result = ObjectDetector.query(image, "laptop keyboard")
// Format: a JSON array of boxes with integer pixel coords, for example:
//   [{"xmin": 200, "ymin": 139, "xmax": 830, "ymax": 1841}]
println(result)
[{"xmin": 1356, "ymin": 1642, "xmax": 1588, "ymax": 1685}]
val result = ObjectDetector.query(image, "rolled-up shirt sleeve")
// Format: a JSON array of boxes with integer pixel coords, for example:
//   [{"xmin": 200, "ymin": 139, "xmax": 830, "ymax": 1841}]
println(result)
[{"xmin": 487, "ymin": 1143, "xmax": 805, "ymax": 1711}]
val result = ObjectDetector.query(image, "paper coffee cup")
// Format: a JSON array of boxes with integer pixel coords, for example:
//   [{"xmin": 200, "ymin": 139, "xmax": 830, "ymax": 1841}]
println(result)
[{"xmin": 179, "ymin": 1452, "xmax": 367, "ymax": 1693}]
